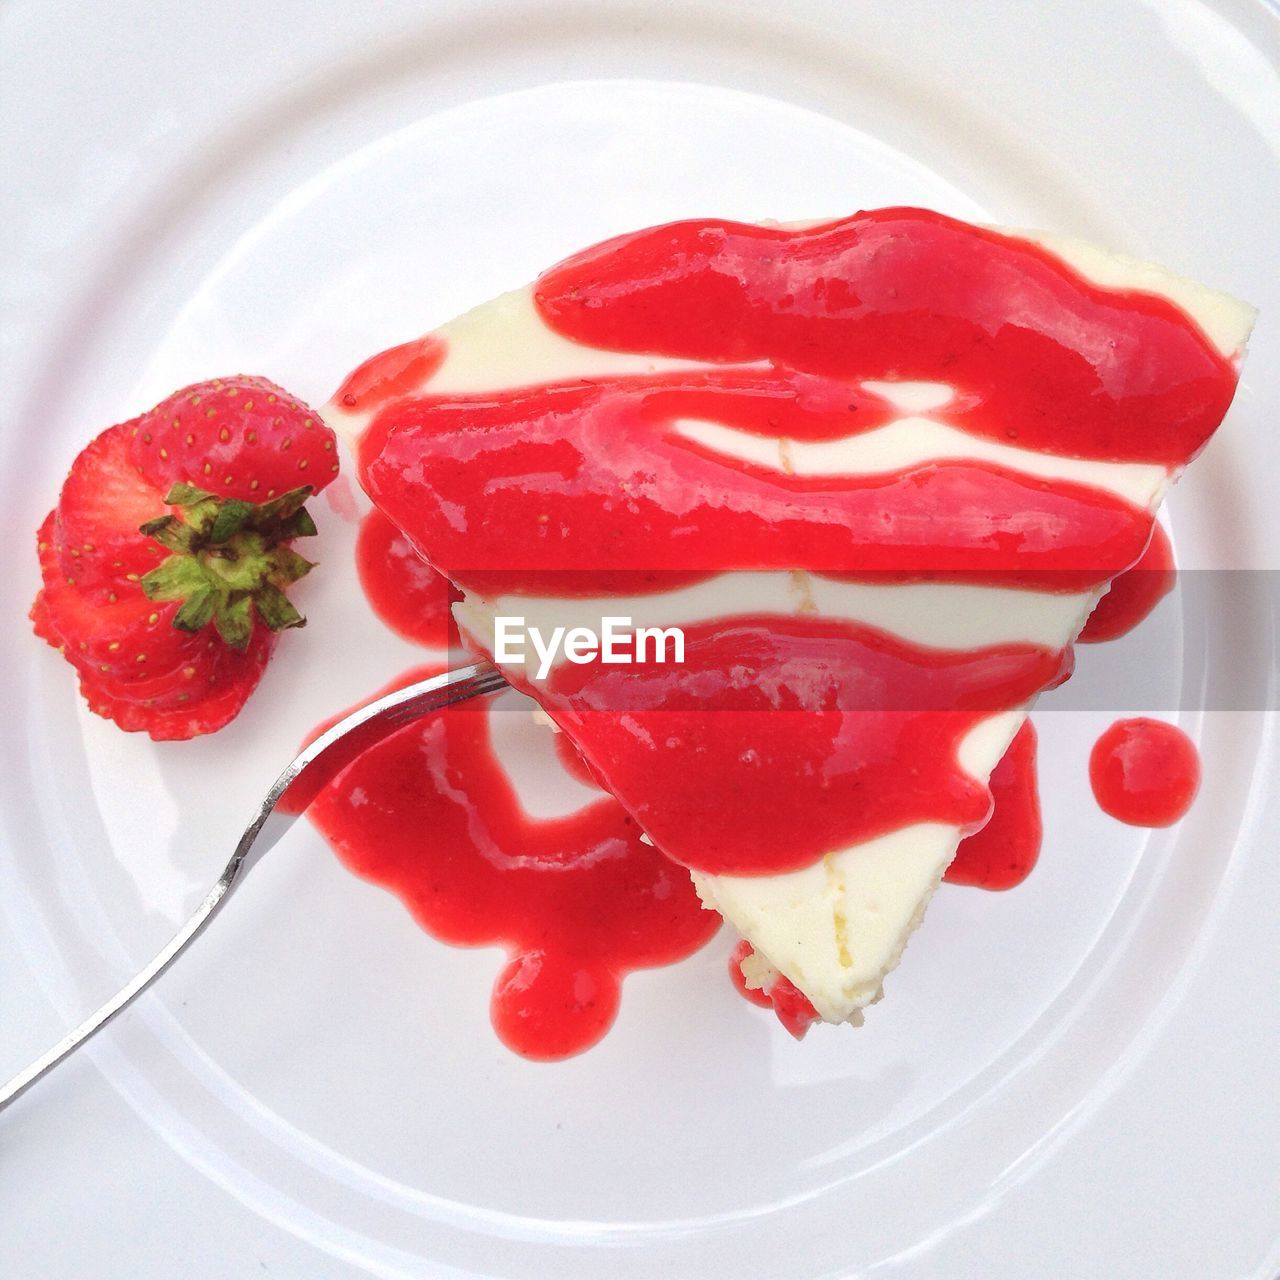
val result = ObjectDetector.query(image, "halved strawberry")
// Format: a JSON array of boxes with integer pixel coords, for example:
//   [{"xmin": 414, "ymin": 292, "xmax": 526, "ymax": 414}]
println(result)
[{"xmin": 32, "ymin": 377, "xmax": 339, "ymax": 740}]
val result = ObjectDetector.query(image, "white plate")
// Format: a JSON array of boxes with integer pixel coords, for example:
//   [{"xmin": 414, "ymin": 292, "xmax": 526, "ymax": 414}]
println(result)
[{"xmin": 3, "ymin": 2, "xmax": 1278, "ymax": 1276}]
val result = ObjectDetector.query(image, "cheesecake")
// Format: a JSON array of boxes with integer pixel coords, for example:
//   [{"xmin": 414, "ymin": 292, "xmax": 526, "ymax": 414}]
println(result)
[{"xmin": 328, "ymin": 209, "xmax": 1253, "ymax": 1027}]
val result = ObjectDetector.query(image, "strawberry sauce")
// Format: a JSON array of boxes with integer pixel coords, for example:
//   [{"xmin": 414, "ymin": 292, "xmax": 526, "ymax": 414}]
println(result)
[
  {"xmin": 304, "ymin": 672, "xmax": 719, "ymax": 1059},
  {"xmin": 1079, "ymin": 522, "xmax": 1176, "ymax": 644},
  {"xmin": 539, "ymin": 614, "xmax": 1068, "ymax": 875},
  {"xmin": 728, "ymin": 940, "xmax": 821, "ymax": 1039},
  {"xmin": 362, "ymin": 383, "xmax": 1155, "ymax": 595},
  {"xmin": 323, "ymin": 209, "xmax": 1237, "ymax": 1043},
  {"xmin": 1089, "ymin": 717, "xmax": 1201, "ymax": 826},
  {"xmin": 535, "ymin": 209, "xmax": 1236, "ymax": 465},
  {"xmin": 355, "ymin": 508, "xmax": 460, "ymax": 650},
  {"xmin": 946, "ymin": 722, "xmax": 1041, "ymax": 890},
  {"xmin": 334, "ymin": 336, "xmax": 445, "ymax": 416},
  {"xmin": 352, "ymin": 210, "xmax": 1236, "ymax": 881}
]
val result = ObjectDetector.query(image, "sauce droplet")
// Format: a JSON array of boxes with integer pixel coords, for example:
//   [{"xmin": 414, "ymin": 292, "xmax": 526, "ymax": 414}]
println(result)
[{"xmin": 1088, "ymin": 717, "xmax": 1200, "ymax": 826}]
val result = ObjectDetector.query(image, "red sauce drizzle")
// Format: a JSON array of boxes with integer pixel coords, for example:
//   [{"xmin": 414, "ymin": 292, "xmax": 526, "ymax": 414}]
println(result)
[
  {"xmin": 729, "ymin": 940, "xmax": 820, "ymax": 1039},
  {"xmin": 353, "ymin": 209, "xmax": 1237, "ymax": 882},
  {"xmin": 535, "ymin": 208, "xmax": 1236, "ymax": 465},
  {"xmin": 1079, "ymin": 521, "xmax": 1176, "ymax": 643},
  {"xmin": 305, "ymin": 670, "xmax": 719, "ymax": 1059},
  {"xmin": 356, "ymin": 508, "xmax": 461, "ymax": 650},
  {"xmin": 334, "ymin": 210, "xmax": 1235, "ymax": 1037},
  {"xmin": 553, "ymin": 730, "xmax": 597, "ymax": 787},
  {"xmin": 1088, "ymin": 717, "xmax": 1201, "ymax": 826},
  {"xmin": 333, "ymin": 335, "xmax": 444, "ymax": 414},
  {"xmin": 946, "ymin": 721, "xmax": 1041, "ymax": 889},
  {"xmin": 535, "ymin": 614, "xmax": 1068, "ymax": 875},
  {"xmin": 360, "ymin": 377, "xmax": 1154, "ymax": 597}
]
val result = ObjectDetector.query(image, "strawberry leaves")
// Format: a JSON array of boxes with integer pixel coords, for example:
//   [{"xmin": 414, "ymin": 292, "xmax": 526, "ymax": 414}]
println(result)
[{"xmin": 140, "ymin": 483, "xmax": 319, "ymax": 650}]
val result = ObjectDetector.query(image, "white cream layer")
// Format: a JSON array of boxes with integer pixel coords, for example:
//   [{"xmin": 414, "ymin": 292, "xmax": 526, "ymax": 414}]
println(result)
[
  {"xmin": 674, "ymin": 416, "xmax": 1169, "ymax": 508},
  {"xmin": 456, "ymin": 575, "xmax": 1096, "ymax": 665}
]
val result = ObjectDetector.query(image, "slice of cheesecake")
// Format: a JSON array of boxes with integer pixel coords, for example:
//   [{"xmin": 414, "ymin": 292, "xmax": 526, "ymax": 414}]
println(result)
[{"xmin": 329, "ymin": 210, "xmax": 1253, "ymax": 1027}]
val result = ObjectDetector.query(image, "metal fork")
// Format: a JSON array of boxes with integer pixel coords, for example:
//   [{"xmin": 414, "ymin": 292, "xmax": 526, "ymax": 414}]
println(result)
[{"xmin": 0, "ymin": 659, "xmax": 509, "ymax": 1114}]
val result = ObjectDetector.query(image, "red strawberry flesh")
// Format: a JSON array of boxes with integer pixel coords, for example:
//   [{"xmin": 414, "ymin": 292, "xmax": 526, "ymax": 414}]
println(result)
[{"xmin": 56, "ymin": 422, "xmax": 167, "ymax": 598}]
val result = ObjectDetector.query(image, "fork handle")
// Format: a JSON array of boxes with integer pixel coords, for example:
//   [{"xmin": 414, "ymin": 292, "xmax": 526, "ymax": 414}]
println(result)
[
  {"xmin": 0, "ymin": 789, "xmax": 296, "ymax": 1114},
  {"xmin": 0, "ymin": 860, "xmax": 240, "ymax": 1113},
  {"xmin": 1, "ymin": 661, "xmax": 507, "ymax": 1114}
]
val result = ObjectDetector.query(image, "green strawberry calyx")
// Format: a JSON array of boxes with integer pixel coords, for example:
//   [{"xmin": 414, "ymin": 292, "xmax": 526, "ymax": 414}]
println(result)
[{"xmin": 139, "ymin": 483, "xmax": 318, "ymax": 650}]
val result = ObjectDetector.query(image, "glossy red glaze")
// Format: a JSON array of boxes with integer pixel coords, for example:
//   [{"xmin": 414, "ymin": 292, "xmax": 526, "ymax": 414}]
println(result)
[
  {"xmin": 1079, "ymin": 521, "xmax": 1176, "ymax": 643},
  {"xmin": 946, "ymin": 721, "xmax": 1042, "ymax": 889},
  {"xmin": 729, "ymin": 940, "xmax": 820, "ymax": 1038},
  {"xmin": 352, "ymin": 210, "xmax": 1241, "ymax": 880},
  {"xmin": 531, "ymin": 614, "xmax": 1067, "ymax": 875},
  {"xmin": 536, "ymin": 208, "xmax": 1236, "ymax": 465},
  {"xmin": 305, "ymin": 672, "xmax": 720, "ymax": 1059},
  {"xmin": 728, "ymin": 939, "xmax": 773, "ymax": 1009},
  {"xmin": 333, "ymin": 335, "xmax": 444, "ymax": 415},
  {"xmin": 1089, "ymin": 717, "xmax": 1201, "ymax": 826},
  {"xmin": 355, "ymin": 508, "xmax": 461, "ymax": 650},
  {"xmin": 553, "ymin": 729, "xmax": 597, "ymax": 787},
  {"xmin": 360, "ymin": 379, "xmax": 1155, "ymax": 596}
]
